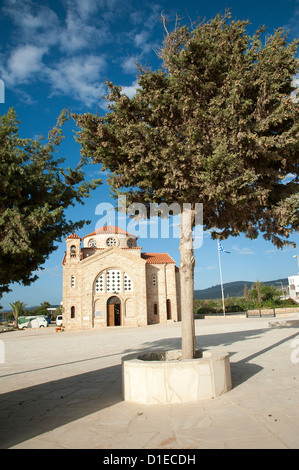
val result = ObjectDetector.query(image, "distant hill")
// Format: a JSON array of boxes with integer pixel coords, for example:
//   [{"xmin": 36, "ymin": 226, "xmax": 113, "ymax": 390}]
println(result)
[
  {"xmin": 1, "ymin": 304, "xmax": 60, "ymax": 314},
  {"xmin": 194, "ymin": 278, "xmax": 288, "ymax": 300}
]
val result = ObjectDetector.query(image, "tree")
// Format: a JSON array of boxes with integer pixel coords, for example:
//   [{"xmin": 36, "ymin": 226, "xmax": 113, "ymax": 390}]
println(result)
[
  {"xmin": 0, "ymin": 108, "xmax": 100, "ymax": 296},
  {"xmin": 256, "ymin": 280, "xmax": 262, "ymax": 304},
  {"xmin": 250, "ymin": 282, "xmax": 280, "ymax": 304},
  {"xmin": 72, "ymin": 12, "xmax": 299, "ymax": 359},
  {"xmin": 53, "ymin": 305, "xmax": 63, "ymax": 319},
  {"xmin": 243, "ymin": 284, "xmax": 249, "ymax": 302},
  {"xmin": 9, "ymin": 300, "xmax": 27, "ymax": 327},
  {"xmin": 261, "ymin": 285, "xmax": 280, "ymax": 303},
  {"xmin": 32, "ymin": 301, "xmax": 51, "ymax": 316}
]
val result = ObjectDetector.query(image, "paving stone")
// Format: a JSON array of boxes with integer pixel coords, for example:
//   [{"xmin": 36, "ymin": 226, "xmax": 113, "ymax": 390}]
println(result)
[{"xmin": 0, "ymin": 317, "xmax": 298, "ymax": 449}]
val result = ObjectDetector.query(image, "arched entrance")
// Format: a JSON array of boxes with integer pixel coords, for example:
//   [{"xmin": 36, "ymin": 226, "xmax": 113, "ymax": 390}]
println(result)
[{"xmin": 107, "ymin": 296, "xmax": 121, "ymax": 326}]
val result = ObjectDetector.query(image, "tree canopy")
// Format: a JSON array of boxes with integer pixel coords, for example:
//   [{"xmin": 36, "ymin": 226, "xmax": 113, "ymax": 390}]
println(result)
[
  {"xmin": 73, "ymin": 12, "xmax": 298, "ymax": 247},
  {"xmin": 0, "ymin": 108, "xmax": 100, "ymax": 296},
  {"xmin": 72, "ymin": 12, "xmax": 299, "ymax": 358}
]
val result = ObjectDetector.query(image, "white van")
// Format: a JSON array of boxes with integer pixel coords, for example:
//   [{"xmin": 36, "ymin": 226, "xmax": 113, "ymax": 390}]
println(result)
[
  {"xmin": 56, "ymin": 315, "xmax": 63, "ymax": 326},
  {"xmin": 18, "ymin": 316, "xmax": 48, "ymax": 329}
]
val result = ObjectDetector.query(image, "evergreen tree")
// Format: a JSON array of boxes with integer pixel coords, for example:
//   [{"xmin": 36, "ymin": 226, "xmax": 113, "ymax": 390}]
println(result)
[
  {"xmin": 0, "ymin": 108, "xmax": 100, "ymax": 296},
  {"xmin": 72, "ymin": 12, "xmax": 299, "ymax": 359},
  {"xmin": 33, "ymin": 301, "xmax": 51, "ymax": 316}
]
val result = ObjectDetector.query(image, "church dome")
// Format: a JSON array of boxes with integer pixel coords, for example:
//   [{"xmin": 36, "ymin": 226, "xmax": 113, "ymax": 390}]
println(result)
[{"xmin": 82, "ymin": 225, "xmax": 137, "ymax": 249}]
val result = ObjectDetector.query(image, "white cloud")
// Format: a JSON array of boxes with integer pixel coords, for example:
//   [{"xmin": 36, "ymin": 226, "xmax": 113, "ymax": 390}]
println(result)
[
  {"xmin": 291, "ymin": 76, "xmax": 299, "ymax": 103},
  {"xmin": 121, "ymin": 56, "xmax": 140, "ymax": 74},
  {"xmin": 1, "ymin": 45, "xmax": 47, "ymax": 85},
  {"xmin": 265, "ymin": 247, "xmax": 294, "ymax": 255},
  {"xmin": 68, "ymin": 0, "xmax": 120, "ymax": 20},
  {"xmin": 233, "ymin": 245, "xmax": 255, "ymax": 255},
  {"xmin": 194, "ymin": 265, "xmax": 216, "ymax": 273},
  {"xmin": 2, "ymin": 0, "xmax": 59, "ymax": 47},
  {"xmin": 0, "ymin": 0, "xmax": 163, "ymax": 105},
  {"xmin": 35, "ymin": 265, "xmax": 62, "ymax": 278},
  {"xmin": 283, "ymin": 1, "xmax": 299, "ymax": 38},
  {"xmin": 58, "ymin": 8, "xmax": 110, "ymax": 54},
  {"xmin": 47, "ymin": 55, "xmax": 107, "ymax": 106},
  {"xmin": 121, "ymin": 80, "xmax": 139, "ymax": 98},
  {"xmin": 134, "ymin": 31, "xmax": 150, "ymax": 48},
  {"xmin": 69, "ymin": 0, "xmax": 99, "ymax": 21}
]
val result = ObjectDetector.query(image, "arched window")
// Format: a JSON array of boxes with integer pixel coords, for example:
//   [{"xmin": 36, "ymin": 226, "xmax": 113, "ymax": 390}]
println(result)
[
  {"xmin": 127, "ymin": 238, "xmax": 134, "ymax": 248},
  {"xmin": 70, "ymin": 245, "xmax": 76, "ymax": 257},
  {"xmin": 71, "ymin": 275, "xmax": 75, "ymax": 287},
  {"xmin": 106, "ymin": 237, "xmax": 117, "ymax": 247},
  {"xmin": 89, "ymin": 239, "xmax": 96, "ymax": 247},
  {"xmin": 94, "ymin": 270, "xmax": 133, "ymax": 293},
  {"xmin": 106, "ymin": 270, "xmax": 121, "ymax": 292},
  {"xmin": 95, "ymin": 273, "xmax": 104, "ymax": 293},
  {"xmin": 71, "ymin": 306, "xmax": 75, "ymax": 318},
  {"xmin": 124, "ymin": 273, "xmax": 133, "ymax": 291}
]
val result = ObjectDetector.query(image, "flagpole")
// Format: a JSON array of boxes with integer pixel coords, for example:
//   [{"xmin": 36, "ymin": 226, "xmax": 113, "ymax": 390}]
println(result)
[{"xmin": 217, "ymin": 242, "xmax": 226, "ymax": 318}]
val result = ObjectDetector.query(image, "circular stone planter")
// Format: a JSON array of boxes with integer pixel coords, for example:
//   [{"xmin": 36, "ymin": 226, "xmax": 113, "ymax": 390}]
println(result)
[{"xmin": 122, "ymin": 349, "xmax": 232, "ymax": 404}]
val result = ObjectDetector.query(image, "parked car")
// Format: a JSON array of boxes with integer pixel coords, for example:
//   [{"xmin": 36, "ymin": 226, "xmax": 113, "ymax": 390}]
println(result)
[
  {"xmin": 18, "ymin": 316, "xmax": 48, "ymax": 329},
  {"xmin": 56, "ymin": 315, "xmax": 63, "ymax": 326},
  {"xmin": 39, "ymin": 315, "xmax": 51, "ymax": 324}
]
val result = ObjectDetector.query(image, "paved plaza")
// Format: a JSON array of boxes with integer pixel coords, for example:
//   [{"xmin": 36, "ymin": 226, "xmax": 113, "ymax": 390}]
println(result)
[{"xmin": 0, "ymin": 315, "xmax": 299, "ymax": 449}]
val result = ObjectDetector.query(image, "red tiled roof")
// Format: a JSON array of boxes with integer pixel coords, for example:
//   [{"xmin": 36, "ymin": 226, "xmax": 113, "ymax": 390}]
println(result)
[
  {"xmin": 141, "ymin": 253, "xmax": 175, "ymax": 264},
  {"xmin": 66, "ymin": 233, "xmax": 81, "ymax": 240},
  {"xmin": 62, "ymin": 248, "xmax": 176, "ymax": 266},
  {"xmin": 83, "ymin": 225, "xmax": 137, "ymax": 239}
]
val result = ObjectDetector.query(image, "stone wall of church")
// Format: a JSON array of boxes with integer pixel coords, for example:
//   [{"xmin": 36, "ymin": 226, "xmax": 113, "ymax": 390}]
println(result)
[
  {"xmin": 63, "ymin": 248, "xmax": 148, "ymax": 329},
  {"xmin": 62, "ymin": 256, "xmax": 83, "ymax": 330},
  {"xmin": 63, "ymin": 234, "xmax": 181, "ymax": 330},
  {"xmin": 145, "ymin": 264, "xmax": 179, "ymax": 325}
]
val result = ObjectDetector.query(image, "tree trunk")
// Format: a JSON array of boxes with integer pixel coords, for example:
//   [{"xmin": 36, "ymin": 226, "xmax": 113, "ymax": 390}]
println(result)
[
  {"xmin": 179, "ymin": 204, "xmax": 196, "ymax": 359},
  {"xmin": 256, "ymin": 280, "xmax": 261, "ymax": 304}
]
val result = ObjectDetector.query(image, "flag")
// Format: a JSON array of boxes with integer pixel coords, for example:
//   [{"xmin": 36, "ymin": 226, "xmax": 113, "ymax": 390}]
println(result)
[{"xmin": 217, "ymin": 240, "xmax": 230, "ymax": 253}]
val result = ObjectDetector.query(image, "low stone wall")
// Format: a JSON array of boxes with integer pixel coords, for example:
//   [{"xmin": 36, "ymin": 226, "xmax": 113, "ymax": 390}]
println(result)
[
  {"xmin": 122, "ymin": 349, "xmax": 232, "ymax": 404},
  {"xmin": 247, "ymin": 307, "xmax": 299, "ymax": 317},
  {"xmin": 274, "ymin": 307, "xmax": 299, "ymax": 315},
  {"xmin": 195, "ymin": 312, "xmax": 246, "ymax": 319},
  {"xmin": 194, "ymin": 307, "xmax": 299, "ymax": 320}
]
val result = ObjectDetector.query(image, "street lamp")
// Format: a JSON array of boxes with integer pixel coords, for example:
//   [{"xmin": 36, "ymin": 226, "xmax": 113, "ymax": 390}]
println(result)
[
  {"xmin": 293, "ymin": 254, "xmax": 299, "ymax": 274},
  {"xmin": 292, "ymin": 243, "xmax": 299, "ymax": 274}
]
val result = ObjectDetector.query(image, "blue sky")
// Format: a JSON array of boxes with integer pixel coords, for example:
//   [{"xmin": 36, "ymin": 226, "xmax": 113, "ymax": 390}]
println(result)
[{"xmin": 0, "ymin": 0, "xmax": 299, "ymax": 309}]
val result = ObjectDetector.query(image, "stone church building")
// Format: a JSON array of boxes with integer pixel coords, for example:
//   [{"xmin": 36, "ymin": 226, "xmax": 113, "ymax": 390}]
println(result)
[{"xmin": 62, "ymin": 225, "xmax": 181, "ymax": 329}]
